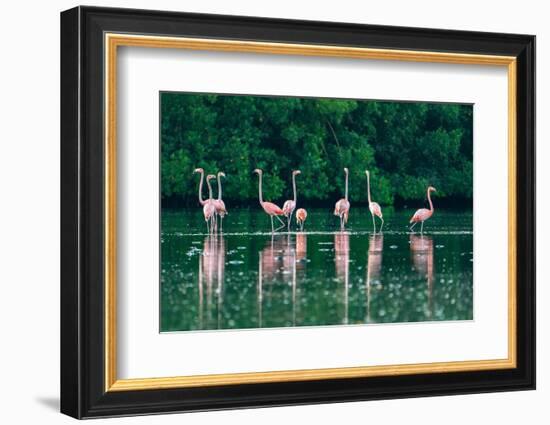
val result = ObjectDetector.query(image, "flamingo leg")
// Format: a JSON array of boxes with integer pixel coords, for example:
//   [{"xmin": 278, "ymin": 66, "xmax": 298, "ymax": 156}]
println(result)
[
  {"xmin": 206, "ymin": 219, "xmax": 210, "ymax": 234},
  {"xmin": 410, "ymin": 222, "xmax": 417, "ymax": 232},
  {"xmin": 371, "ymin": 214, "xmax": 376, "ymax": 234},
  {"xmin": 420, "ymin": 221, "xmax": 424, "ymax": 234},
  {"xmin": 275, "ymin": 215, "xmax": 286, "ymax": 232},
  {"xmin": 287, "ymin": 214, "xmax": 292, "ymax": 232},
  {"xmin": 379, "ymin": 217, "xmax": 384, "ymax": 233},
  {"xmin": 271, "ymin": 215, "xmax": 274, "ymax": 233},
  {"xmin": 220, "ymin": 217, "xmax": 223, "ymax": 233}
]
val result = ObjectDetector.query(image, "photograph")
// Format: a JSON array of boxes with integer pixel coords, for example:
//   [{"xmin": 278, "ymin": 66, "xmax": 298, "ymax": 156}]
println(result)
[{"xmin": 160, "ymin": 92, "xmax": 474, "ymax": 332}]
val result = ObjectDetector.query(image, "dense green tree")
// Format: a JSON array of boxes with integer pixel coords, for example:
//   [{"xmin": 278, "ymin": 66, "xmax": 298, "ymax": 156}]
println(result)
[{"xmin": 161, "ymin": 92, "xmax": 472, "ymax": 207}]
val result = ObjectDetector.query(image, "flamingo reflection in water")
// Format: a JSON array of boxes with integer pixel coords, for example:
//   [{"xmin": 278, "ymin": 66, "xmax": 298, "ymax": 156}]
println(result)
[
  {"xmin": 365, "ymin": 234, "xmax": 384, "ymax": 323},
  {"xmin": 295, "ymin": 233, "xmax": 307, "ymax": 269},
  {"xmin": 198, "ymin": 235, "xmax": 226, "ymax": 329},
  {"xmin": 257, "ymin": 235, "xmax": 299, "ymax": 327},
  {"xmin": 410, "ymin": 234, "xmax": 434, "ymax": 319},
  {"xmin": 334, "ymin": 232, "xmax": 350, "ymax": 324}
]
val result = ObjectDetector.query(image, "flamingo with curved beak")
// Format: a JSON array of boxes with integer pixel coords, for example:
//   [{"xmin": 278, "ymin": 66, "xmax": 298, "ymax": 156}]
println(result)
[
  {"xmin": 213, "ymin": 172, "xmax": 227, "ymax": 232},
  {"xmin": 253, "ymin": 169, "xmax": 286, "ymax": 233},
  {"xmin": 366, "ymin": 170, "xmax": 384, "ymax": 233},
  {"xmin": 410, "ymin": 186, "xmax": 437, "ymax": 234},
  {"xmin": 282, "ymin": 170, "xmax": 301, "ymax": 232},
  {"xmin": 334, "ymin": 168, "xmax": 350, "ymax": 231},
  {"xmin": 203, "ymin": 174, "xmax": 217, "ymax": 233}
]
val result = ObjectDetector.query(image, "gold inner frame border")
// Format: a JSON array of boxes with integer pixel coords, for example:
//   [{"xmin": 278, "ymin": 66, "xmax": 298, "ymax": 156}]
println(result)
[{"xmin": 104, "ymin": 33, "xmax": 517, "ymax": 392}]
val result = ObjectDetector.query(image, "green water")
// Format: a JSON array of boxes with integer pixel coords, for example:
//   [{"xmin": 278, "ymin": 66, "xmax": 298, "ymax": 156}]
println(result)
[{"xmin": 160, "ymin": 207, "xmax": 473, "ymax": 332}]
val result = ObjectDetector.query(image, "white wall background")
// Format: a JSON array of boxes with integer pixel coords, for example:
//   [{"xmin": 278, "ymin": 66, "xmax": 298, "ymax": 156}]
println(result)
[{"xmin": 0, "ymin": 0, "xmax": 545, "ymax": 423}]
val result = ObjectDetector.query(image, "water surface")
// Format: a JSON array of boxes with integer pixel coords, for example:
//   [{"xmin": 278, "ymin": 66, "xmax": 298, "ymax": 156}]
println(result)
[{"xmin": 161, "ymin": 207, "xmax": 473, "ymax": 332}]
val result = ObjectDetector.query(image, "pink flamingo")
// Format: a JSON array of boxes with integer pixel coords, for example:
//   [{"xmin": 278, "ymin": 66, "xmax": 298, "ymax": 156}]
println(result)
[
  {"xmin": 213, "ymin": 171, "xmax": 227, "ymax": 232},
  {"xmin": 253, "ymin": 169, "xmax": 286, "ymax": 233},
  {"xmin": 333, "ymin": 167, "xmax": 350, "ymax": 231},
  {"xmin": 296, "ymin": 208, "xmax": 307, "ymax": 232},
  {"xmin": 366, "ymin": 170, "xmax": 384, "ymax": 233},
  {"xmin": 193, "ymin": 168, "xmax": 208, "ymax": 206},
  {"xmin": 282, "ymin": 170, "xmax": 301, "ymax": 232},
  {"xmin": 410, "ymin": 186, "xmax": 437, "ymax": 234},
  {"xmin": 203, "ymin": 175, "xmax": 217, "ymax": 233}
]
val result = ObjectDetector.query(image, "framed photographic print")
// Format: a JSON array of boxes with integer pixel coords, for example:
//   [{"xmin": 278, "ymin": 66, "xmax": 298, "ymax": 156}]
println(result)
[{"xmin": 60, "ymin": 6, "xmax": 535, "ymax": 419}]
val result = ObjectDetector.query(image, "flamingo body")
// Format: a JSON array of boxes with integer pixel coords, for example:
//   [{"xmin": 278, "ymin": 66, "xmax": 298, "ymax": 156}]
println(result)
[
  {"xmin": 261, "ymin": 201, "xmax": 284, "ymax": 216},
  {"xmin": 334, "ymin": 199, "xmax": 350, "ymax": 222},
  {"xmin": 369, "ymin": 202, "xmax": 383, "ymax": 218},
  {"xmin": 409, "ymin": 186, "xmax": 437, "ymax": 234},
  {"xmin": 213, "ymin": 199, "xmax": 227, "ymax": 217},
  {"xmin": 282, "ymin": 200, "xmax": 296, "ymax": 217},
  {"xmin": 203, "ymin": 202, "xmax": 216, "ymax": 223},
  {"xmin": 296, "ymin": 208, "xmax": 307, "ymax": 231},
  {"xmin": 410, "ymin": 208, "xmax": 433, "ymax": 224}
]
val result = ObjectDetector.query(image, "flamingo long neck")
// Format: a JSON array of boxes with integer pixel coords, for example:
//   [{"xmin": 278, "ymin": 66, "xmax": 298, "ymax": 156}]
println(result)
[
  {"xmin": 292, "ymin": 173, "xmax": 297, "ymax": 204},
  {"xmin": 257, "ymin": 173, "xmax": 264, "ymax": 204},
  {"xmin": 345, "ymin": 171, "xmax": 349, "ymax": 201},
  {"xmin": 427, "ymin": 189, "xmax": 434, "ymax": 212},
  {"xmin": 206, "ymin": 179, "xmax": 213, "ymax": 200},
  {"xmin": 366, "ymin": 172, "xmax": 372, "ymax": 204},
  {"xmin": 198, "ymin": 171, "xmax": 205, "ymax": 204},
  {"xmin": 217, "ymin": 174, "xmax": 223, "ymax": 200}
]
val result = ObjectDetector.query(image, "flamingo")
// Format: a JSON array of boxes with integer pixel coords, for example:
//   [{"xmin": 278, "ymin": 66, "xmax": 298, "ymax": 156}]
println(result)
[
  {"xmin": 203, "ymin": 174, "xmax": 216, "ymax": 233},
  {"xmin": 282, "ymin": 170, "xmax": 301, "ymax": 232},
  {"xmin": 193, "ymin": 168, "xmax": 208, "ymax": 206},
  {"xmin": 296, "ymin": 208, "xmax": 307, "ymax": 232},
  {"xmin": 409, "ymin": 186, "xmax": 437, "ymax": 234},
  {"xmin": 253, "ymin": 169, "xmax": 286, "ymax": 233},
  {"xmin": 213, "ymin": 172, "xmax": 227, "ymax": 232},
  {"xmin": 333, "ymin": 167, "xmax": 350, "ymax": 231},
  {"xmin": 365, "ymin": 170, "xmax": 384, "ymax": 233}
]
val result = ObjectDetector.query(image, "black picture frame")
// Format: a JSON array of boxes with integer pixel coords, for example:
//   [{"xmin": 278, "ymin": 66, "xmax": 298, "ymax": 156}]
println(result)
[{"xmin": 61, "ymin": 5, "xmax": 535, "ymax": 419}]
